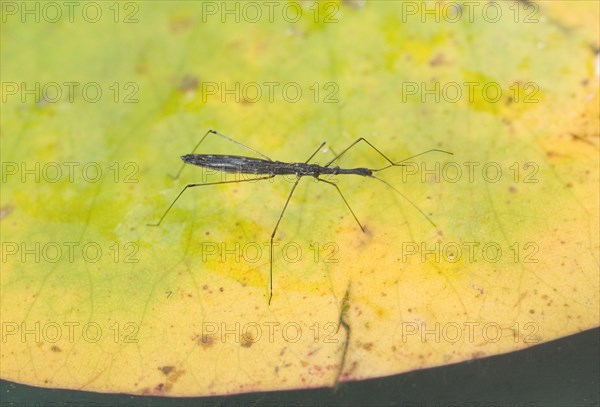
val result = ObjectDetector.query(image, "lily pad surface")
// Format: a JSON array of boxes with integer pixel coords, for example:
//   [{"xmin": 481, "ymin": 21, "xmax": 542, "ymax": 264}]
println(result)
[{"xmin": 1, "ymin": 0, "xmax": 598, "ymax": 396}]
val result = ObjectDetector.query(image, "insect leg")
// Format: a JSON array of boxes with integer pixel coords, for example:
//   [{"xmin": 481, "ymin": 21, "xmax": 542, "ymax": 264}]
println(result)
[
  {"xmin": 304, "ymin": 142, "xmax": 326, "ymax": 163},
  {"xmin": 324, "ymin": 137, "xmax": 452, "ymax": 170},
  {"xmin": 171, "ymin": 129, "xmax": 273, "ymax": 179},
  {"xmin": 316, "ymin": 178, "xmax": 364, "ymax": 232},
  {"xmin": 326, "ymin": 146, "xmax": 340, "ymax": 167},
  {"xmin": 269, "ymin": 177, "xmax": 301, "ymax": 305},
  {"xmin": 147, "ymin": 175, "xmax": 275, "ymax": 227},
  {"xmin": 325, "ymin": 139, "xmax": 447, "ymax": 227},
  {"xmin": 368, "ymin": 175, "xmax": 438, "ymax": 228}
]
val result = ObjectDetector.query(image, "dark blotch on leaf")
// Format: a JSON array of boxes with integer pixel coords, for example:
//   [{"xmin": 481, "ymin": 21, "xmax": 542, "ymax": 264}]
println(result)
[
  {"xmin": 241, "ymin": 334, "xmax": 255, "ymax": 348},
  {"xmin": 159, "ymin": 366, "xmax": 174, "ymax": 375},
  {"xmin": 179, "ymin": 74, "xmax": 199, "ymax": 93}
]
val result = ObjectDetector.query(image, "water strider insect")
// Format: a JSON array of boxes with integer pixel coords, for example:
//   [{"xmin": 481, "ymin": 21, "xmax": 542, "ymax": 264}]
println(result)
[{"xmin": 148, "ymin": 129, "xmax": 452, "ymax": 304}]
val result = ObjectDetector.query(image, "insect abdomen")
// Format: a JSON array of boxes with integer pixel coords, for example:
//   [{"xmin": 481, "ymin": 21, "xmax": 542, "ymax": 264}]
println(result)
[{"xmin": 181, "ymin": 154, "xmax": 276, "ymax": 174}]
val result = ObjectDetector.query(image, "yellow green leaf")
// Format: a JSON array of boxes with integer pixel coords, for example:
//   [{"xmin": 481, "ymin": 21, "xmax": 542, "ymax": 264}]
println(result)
[{"xmin": 1, "ymin": 0, "xmax": 598, "ymax": 396}]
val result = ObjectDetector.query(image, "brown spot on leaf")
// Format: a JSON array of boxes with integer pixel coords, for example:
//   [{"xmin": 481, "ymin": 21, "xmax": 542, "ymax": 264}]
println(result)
[
  {"xmin": 165, "ymin": 368, "xmax": 185, "ymax": 391},
  {"xmin": 241, "ymin": 331, "xmax": 255, "ymax": 348},
  {"xmin": 429, "ymin": 53, "xmax": 447, "ymax": 67},
  {"xmin": 179, "ymin": 74, "xmax": 199, "ymax": 93},
  {"xmin": 0, "ymin": 205, "xmax": 13, "ymax": 219},
  {"xmin": 195, "ymin": 334, "xmax": 214, "ymax": 348},
  {"xmin": 159, "ymin": 366, "xmax": 174, "ymax": 375},
  {"xmin": 50, "ymin": 345, "xmax": 61, "ymax": 352},
  {"xmin": 340, "ymin": 361, "xmax": 359, "ymax": 380},
  {"xmin": 169, "ymin": 16, "xmax": 193, "ymax": 34},
  {"xmin": 150, "ymin": 367, "xmax": 186, "ymax": 393},
  {"xmin": 570, "ymin": 132, "xmax": 596, "ymax": 146}
]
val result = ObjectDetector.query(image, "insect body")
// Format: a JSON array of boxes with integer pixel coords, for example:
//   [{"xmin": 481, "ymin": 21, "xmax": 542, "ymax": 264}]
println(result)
[
  {"xmin": 149, "ymin": 130, "xmax": 452, "ymax": 305},
  {"xmin": 182, "ymin": 154, "xmax": 373, "ymax": 177}
]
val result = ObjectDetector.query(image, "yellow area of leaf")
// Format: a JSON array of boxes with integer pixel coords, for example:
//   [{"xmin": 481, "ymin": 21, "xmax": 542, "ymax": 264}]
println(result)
[
  {"xmin": 540, "ymin": 0, "xmax": 600, "ymax": 49},
  {"xmin": 1, "ymin": 0, "xmax": 598, "ymax": 396}
]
